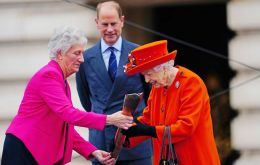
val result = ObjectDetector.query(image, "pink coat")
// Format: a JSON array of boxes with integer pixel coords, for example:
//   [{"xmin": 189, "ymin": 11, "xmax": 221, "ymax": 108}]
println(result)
[{"xmin": 6, "ymin": 60, "xmax": 107, "ymax": 165}]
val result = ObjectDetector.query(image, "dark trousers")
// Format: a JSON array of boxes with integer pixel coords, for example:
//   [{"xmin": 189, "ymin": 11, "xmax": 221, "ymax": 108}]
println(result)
[{"xmin": 1, "ymin": 134, "xmax": 38, "ymax": 165}]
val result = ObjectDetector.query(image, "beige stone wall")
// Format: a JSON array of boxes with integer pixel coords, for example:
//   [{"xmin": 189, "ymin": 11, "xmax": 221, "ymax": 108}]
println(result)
[
  {"xmin": 0, "ymin": 1, "xmax": 97, "ymax": 164},
  {"xmin": 228, "ymin": 0, "xmax": 260, "ymax": 164}
]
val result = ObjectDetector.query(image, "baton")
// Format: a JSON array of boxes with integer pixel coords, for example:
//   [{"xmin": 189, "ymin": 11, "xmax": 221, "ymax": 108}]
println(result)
[{"xmin": 111, "ymin": 93, "xmax": 143, "ymax": 160}]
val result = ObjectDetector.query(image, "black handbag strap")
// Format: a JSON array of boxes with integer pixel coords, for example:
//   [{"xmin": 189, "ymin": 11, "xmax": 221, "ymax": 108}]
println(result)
[
  {"xmin": 167, "ymin": 126, "xmax": 178, "ymax": 164},
  {"xmin": 159, "ymin": 126, "xmax": 168, "ymax": 161},
  {"xmin": 168, "ymin": 126, "xmax": 174, "ymax": 161},
  {"xmin": 159, "ymin": 126, "xmax": 179, "ymax": 165}
]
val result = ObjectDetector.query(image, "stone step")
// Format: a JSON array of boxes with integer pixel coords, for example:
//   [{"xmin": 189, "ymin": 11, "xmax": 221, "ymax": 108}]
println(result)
[
  {"xmin": 227, "ymin": 1, "xmax": 260, "ymax": 31},
  {"xmin": 230, "ymin": 71, "xmax": 260, "ymax": 110},
  {"xmin": 0, "ymin": 41, "xmax": 49, "ymax": 80},
  {"xmin": 231, "ymin": 112, "xmax": 260, "ymax": 150},
  {"xmin": 229, "ymin": 34, "xmax": 260, "ymax": 71},
  {"xmin": 0, "ymin": 75, "xmax": 84, "ymax": 119},
  {"xmin": 0, "ymin": 1, "xmax": 98, "ymax": 42},
  {"xmin": 0, "ymin": 41, "xmax": 97, "ymax": 81},
  {"xmin": 0, "ymin": 0, "xmax": 60, "ymax": 3},
  {"xmin": 233, "ymin": 151, "xmax": 260, "ymax": 165}
]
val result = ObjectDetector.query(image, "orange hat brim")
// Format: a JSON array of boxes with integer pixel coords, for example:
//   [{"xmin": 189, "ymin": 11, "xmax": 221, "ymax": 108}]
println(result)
[{"xmin": 126, "ymin": 50, "xmax": 177, "ymax": 76}]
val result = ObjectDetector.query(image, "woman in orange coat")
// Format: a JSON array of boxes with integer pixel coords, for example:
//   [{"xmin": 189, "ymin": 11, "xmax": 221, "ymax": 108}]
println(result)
[{"xmin": 122, "ymin": 40, "xmax": 220, "ymax": 165}]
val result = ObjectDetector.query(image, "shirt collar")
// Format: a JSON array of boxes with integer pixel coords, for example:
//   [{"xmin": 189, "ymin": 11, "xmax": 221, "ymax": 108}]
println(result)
[{"xmin": 101, "ymin": 36, "xmax": 122, "ymax": 53}]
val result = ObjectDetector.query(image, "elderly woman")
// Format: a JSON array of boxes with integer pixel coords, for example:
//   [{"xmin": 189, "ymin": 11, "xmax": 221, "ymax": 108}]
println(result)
[
  {"xmin": 122, "ymin": 40, "xmax": 220, "ymax": 165},
  {"xmin": 1, "ymin": 26, "xmax": 133, "ymax": 165}
]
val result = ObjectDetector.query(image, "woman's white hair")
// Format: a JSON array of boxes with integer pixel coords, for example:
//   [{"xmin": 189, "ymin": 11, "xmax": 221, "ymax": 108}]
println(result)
[
  {"xmin": 48, "ymin": 26, "xmax": 88, "ymax": 59},
  {"xmin": 153, "ymin": 60, "xmax": 175, "ymax": 72}
]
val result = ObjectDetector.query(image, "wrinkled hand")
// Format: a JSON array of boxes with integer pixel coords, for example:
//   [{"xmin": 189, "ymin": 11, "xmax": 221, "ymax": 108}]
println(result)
[
  {"xmin": 121, "ymin": 119, "xmax": 157, "ymax": 138},
  {"xmin": 92, "ymin": 150, "xmax": 115, "ymax": 165},
  {"xmin": 106, "ymin": 111, "xmax": 133, "ymax": 129}
]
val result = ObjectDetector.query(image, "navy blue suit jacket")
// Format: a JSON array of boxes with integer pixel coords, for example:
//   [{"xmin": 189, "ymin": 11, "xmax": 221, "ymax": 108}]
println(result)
[{"xmin": 76, "ymin": 38, "xmax": 152, "ymax": 161}]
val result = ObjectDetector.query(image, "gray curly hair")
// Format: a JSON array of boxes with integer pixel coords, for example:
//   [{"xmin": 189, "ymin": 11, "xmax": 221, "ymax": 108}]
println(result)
[
  {"xmin": 48, "ymin": 26, "xmax": 88, "ymax": 59},
  {"xmin": 153, "ymin": 60, "xmax": 175, "ymax": 72}
]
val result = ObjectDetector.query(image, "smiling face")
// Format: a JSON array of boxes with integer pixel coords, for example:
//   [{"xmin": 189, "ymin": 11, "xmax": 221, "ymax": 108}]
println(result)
[
  {"xmin": 57, "ymin": 43, "xmax": 84, "ymax": 78},
  {"xmin": 95, "ymin": 4, "xmax": 124, "ymax": 46}
]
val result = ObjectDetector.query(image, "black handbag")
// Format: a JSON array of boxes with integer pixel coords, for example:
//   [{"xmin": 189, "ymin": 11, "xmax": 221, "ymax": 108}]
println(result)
[{"xmin": 159, "ymin": 126, "xmax": 178, "ymax": 165}]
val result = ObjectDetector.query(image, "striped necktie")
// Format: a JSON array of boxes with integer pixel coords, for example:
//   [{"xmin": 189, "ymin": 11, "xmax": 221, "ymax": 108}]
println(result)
[{"xmin": 108, "ymin": 47, "xmax": 117, "ymax": 82}]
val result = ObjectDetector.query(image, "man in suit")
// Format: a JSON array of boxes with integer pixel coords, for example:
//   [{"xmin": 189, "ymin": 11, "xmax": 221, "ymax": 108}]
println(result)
[{"xmin": 76, "ymin": 1, "xmax": 152, "ymax": 165}]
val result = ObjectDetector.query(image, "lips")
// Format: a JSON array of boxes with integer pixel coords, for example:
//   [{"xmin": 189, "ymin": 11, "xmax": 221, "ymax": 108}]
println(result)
[
  {"xmin": 74, "ymin": 64, "xmax": 80, "ymax": 68},
  {"xmin": 150, "ymin": 80, "xmax": 156, "ymax": 84},
  {"xmin": 105, "ymin": 34, "xmax": 116, "ymax": 38}
]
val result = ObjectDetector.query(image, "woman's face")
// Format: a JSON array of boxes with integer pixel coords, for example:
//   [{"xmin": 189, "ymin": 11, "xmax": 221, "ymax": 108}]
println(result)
[
  {"xmin": 142, "ymin": 68, "xmax": 167, "ymax": 88},
  {"xmin": 59, "ymin": 44, "xmax": 84, "ymax": 77}
]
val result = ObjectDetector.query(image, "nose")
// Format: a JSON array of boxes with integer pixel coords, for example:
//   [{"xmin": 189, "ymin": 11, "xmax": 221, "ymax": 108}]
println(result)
[
  {"xmin": 79, "ymin": 53, "xmax": 84, "ymax": 63},
  {"xmin": 107, "ymin": 24, "xmax": 114, "ymax": 32},
  {"xmin": 144, "ymin": 75, "xmax": 150, "ymax": 83}
]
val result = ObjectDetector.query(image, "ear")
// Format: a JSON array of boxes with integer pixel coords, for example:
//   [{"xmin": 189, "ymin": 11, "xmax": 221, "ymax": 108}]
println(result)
[
  {"xmin": 95, "ymin": 18, "xmax": 99, "ymax": 27},
  {"xmin": 57, "ymin": 49, "xmax": 62, "ymax": 60},
  {"xmin": 163, "ymin": 66, "xmax": 167, "ymax": 76},
  {"xmin": 120, "ymin": 16, "xmax": 125, "ymax": 27}
]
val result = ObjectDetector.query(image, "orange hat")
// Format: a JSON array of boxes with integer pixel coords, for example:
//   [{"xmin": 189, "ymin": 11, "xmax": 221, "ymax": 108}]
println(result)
[{"xmin": 125, "ymin": 40, "xmax": 177, "ymax": 75}]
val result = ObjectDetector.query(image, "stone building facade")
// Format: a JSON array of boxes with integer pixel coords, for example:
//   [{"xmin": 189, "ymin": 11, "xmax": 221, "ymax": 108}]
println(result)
[{"xmin": 0, "ymin": 0, "xmax": 259, "ymax": 164}]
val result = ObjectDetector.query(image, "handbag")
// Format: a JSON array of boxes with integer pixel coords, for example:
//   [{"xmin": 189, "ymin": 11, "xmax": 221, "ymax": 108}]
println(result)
[{"xmin": 159, "ymin": 126, "xmax": 178, "ymax": 165}]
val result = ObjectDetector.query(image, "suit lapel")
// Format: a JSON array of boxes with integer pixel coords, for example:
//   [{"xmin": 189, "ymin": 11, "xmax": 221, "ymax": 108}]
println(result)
[
  {"xmin": 114, "ymin": 39, "xmax": 131, "ymax": 86},
  {"xmin": 86, "ymin": 39, "xmax": 135, "ymax": 107},
  {"xmin": 86, "ymin": 42, "xmax": 113, "ymax": 90},
  {"xmin": 106, "ymin": 40, "xmax": 133, "ymax": 105}
]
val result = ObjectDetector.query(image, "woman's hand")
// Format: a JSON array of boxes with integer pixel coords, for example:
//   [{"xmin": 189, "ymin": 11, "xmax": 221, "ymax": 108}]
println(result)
[
  {"xmin": 106, "ymin": 111, "xmax": 133, "ymax": 129},
  {"xmin": 92, "ymin": 150, "xmax": 115, "ymax": 165},
  {"xmin": 121, "ymin": 119, "xmax": 157, "ymax": 138}
]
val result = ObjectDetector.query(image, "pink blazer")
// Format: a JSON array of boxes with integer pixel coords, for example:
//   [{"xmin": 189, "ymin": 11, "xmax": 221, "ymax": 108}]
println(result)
[{"xmin": 6, "ymin": 60, "xmax": 107, "ymax": 165}]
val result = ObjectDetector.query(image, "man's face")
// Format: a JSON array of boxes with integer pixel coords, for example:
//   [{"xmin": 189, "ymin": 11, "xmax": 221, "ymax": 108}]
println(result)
[{"xmin": 95, "ymin": 6, "xmax": 124, "ymax": 46}]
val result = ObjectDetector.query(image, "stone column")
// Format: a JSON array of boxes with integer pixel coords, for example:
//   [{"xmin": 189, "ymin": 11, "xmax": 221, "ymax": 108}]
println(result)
[{"xmin": 227, "ymin": 1, "xmax": 260, "ymax": 164}]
